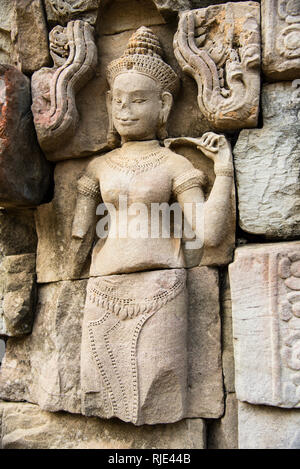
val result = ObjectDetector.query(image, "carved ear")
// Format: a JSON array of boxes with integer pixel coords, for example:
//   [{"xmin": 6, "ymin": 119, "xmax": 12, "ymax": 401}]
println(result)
[
  {"xmin": 106, "ymin": 91, "xmax": 120, "ymax": 148},
  {"xmin": 160, "ymin": 91, "xmax": 173, "ymax": 125},
  {"xmin": 157, "ymin": 91, "xmax": 173, "ymax": 140}
]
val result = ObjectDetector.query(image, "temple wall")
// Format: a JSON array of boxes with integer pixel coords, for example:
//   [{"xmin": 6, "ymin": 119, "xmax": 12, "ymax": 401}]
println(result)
[{"xmin": 0, "ymin": 0, "xmax": 299, "ymax": 450}]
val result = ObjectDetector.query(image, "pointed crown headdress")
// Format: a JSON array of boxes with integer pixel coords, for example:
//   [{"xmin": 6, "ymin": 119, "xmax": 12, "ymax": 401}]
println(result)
[{"xmin": 106, "ymin": 26, "xmax": 179, "ymax": 96}]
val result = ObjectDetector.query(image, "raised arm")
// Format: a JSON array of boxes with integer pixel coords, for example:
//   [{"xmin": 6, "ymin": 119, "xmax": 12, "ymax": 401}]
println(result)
[
  {"xmin": 198, "ymin": 132, "xmax": 234, "ymax": 248},
  {"xmin": 173, "ymin": 132, "xmax": 233, "ymax": 266}
]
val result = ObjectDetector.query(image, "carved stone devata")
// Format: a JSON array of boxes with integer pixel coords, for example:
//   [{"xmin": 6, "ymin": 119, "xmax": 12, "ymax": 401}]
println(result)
[
  {"xmin": 174, "ymin": 2, "xmax": 261, "ymax": 131},
  {"xmin": 262, "ymin": 0, "xmax": 300, "ymax": 80},
  {"xmin": 31, "ymin": 20, "xmax": 98, "ymax": 160},
  {"xmin": 230, "ymin": 242, "xmax": 300, "ymax": 408},
  {"xmin": 67, "ymin": 26, "xmax": 234, "ymax": 425}
]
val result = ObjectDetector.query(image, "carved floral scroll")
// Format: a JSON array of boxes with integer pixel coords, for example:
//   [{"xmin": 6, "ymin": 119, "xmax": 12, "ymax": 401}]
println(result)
[
  {"xmin": 31, "ymin": 20, "xmax": 98, "ymax": 160},
  {"xmin": 230, "ymin": 242, "xmax": 300, "ymax": 409},
  {"xmin": 174, "ymin": 2, "xmax": 261, "ymax": 131}
]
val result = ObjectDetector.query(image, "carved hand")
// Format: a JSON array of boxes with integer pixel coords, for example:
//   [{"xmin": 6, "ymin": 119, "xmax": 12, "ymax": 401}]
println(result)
[{"xmin": 196, "ymin": 132, "xmax": 233, "ymax": 168}]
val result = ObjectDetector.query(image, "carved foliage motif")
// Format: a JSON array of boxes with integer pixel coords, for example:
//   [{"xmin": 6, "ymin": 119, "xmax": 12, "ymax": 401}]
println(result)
[
  {"xmin": 31, "ymin": 20, "xmax": 97, "ymax": 157},
  {"xmin": 230, "ymin": 244, "xmax": 300, "ymax": 409},
  {"xmin": 262, "ymin": 0, "xmax": 300, "ymax": 79},
  {"xmin": 278, "ymin": 251, "xmax": 300, "ymax": 406},
  {"xmin": 277, "ymin": 0, "xmax": 300, "ymax": 60},
  {"xmin": 174, "ymin": 3, "xmax": 261, "ymax": 130}
]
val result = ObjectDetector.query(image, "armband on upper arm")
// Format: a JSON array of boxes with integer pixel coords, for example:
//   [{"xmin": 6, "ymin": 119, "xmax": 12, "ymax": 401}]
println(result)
[
  {"xmin": 77, "ymin": 174, "xmax": 100, "ymax": 201},
  {"xmin": 172, "ymin": 168, "xmax": 206, "ymax": 196}
]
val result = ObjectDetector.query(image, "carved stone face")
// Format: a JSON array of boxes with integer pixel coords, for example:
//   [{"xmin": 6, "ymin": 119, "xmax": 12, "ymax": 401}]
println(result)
[{"xmin": 111, "ymin": 72, "xmax": 163, "ymax": 142}]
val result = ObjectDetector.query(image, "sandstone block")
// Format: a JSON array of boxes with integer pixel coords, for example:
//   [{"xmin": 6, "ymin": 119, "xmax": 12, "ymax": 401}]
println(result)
[
  {"xmin": 35, "ymin": 158, "xmax": 94, "ymax": 283},
  {"xmin": 0, "ymin": 268, "xmax": 223, "ymax": 420},
  {"xmin": 262, "ymin": 0, "xmax": 300, "ymax": 81},
  {"xmin": 0, "ymin": 401, "xmax": 206, "ymax": 449},
  {"xmin": 233, "ymin": 82, "xmax": 300, "ymax": 239},
  {"xmin": 238, "ymin": 401, "xmax": 300, "ymax": 449},
  {"xmin": 186, "ymin": 266, "xmax": 224, "ymax": 418},
  {"xmin": 0, "ymin": 340, "xmax": 4, "ymax": 364},
  {"xmin": 0, "ymin": 209, "xmax": 37, "ymax": 257},
  {"xmin": 43, "ymin": 0, "xmax": 101, "ymax": 26},
  {"xmin": 153, "ymin": 0, "xmax": 191, "ymax": 19},
  {"xmin": 0, "ymin": 0, "xmax": 13, "ymax": 65},
  {"xmin": 11, "ymin": 0, "xmax": 51, "ymax": 75},
  {"xmin": 0, "ymin": 280, "xmax": 87, "ymax": 413},
  {"xmin": 0, "ymin": 65, "xmax": 50, "ymax": 208},
  {"xmin": 0, "ymin": 254, "xmax": 36, "ymax": 337},
  {"xmin": 220, "ymin": 270, "xmax": 235, "ymax": 393},
  {"xmin": 174, "ymin": 2, "xmax": 261, "ymax": 131},
  {"xmin": 97, "ymin": 0, "xmax": 166, "ymax": 35},
  {"xmin": 208, "ymin": 393, "xmax": 238, "ymax": 449},
  {"xmin": 230, "ymin": 242, "xmax": 300, "ymax": 408}
]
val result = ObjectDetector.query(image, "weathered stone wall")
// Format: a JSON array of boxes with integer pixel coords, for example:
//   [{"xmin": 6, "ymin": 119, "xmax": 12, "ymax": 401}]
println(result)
[{"xmin": 0, "ymin": 0, "xmax": 299, "ymax": 450}]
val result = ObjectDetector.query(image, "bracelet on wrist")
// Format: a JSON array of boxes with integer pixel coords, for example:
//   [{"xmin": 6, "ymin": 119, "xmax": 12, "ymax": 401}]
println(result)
[{"xmin": 214, "ymin": 165, "xmax": 234, "ymax": 177}]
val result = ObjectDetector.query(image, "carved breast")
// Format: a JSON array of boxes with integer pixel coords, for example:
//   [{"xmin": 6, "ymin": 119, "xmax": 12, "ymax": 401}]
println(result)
[{"xmin": 100, "ymin": 153, "xmax": 173, "ymax": 208}]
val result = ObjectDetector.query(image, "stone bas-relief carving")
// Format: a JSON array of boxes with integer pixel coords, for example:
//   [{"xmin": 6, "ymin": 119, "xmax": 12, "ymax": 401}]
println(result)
[
  {"xmin": 262, "ymin": 0, "xmax": 300, "ymax": 80},
  {"xmin": 174, "ymin": 2, "xmax": 261, "ymax": 131},
  {"xmin": 31, "ymin": 20, "xmax": 98, "ymax": 160},
  {"xmin": 0, "ymin": 401, "xmax": 206, "ymax": 449},
  {"xmin": 68, "ymin": 27, "xmax": 233, "ymax": 425},
  {"xmin": 0, "ymin": 65, "xmax": 50, "ymax": 208},
  {"xmin": 0, "ymin": 268, "xmax": 223, "ymax": 420},
  {"xmin": 230, "ymin": 242, "xmax": 300, "ymax": 408},
  {"xmin": 233, "ymin": 82, "xmax": 300, "ymax": 239}
]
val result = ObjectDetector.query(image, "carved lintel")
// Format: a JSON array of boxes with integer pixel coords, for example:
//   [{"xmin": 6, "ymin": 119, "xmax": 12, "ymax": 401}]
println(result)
[
  {"xmin": 262, "ymin": 0, "xmax": 300, "ymax": 80},
  {"xmin": 31, "ymin": 20, "xmax": 98, "ymax": 158},
  {"xmin": 230, "ymin": 242, "xmax": 300, "ymax": 409},
  {"xmin": 174, "ymin": 3, "xmax": 261, "ymax": 131}
]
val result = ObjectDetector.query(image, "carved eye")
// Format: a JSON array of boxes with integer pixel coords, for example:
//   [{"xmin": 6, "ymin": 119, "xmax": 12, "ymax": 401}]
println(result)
[{"xmin": 133, "ymin": 99, "xmax": 146, "ymax": 104}]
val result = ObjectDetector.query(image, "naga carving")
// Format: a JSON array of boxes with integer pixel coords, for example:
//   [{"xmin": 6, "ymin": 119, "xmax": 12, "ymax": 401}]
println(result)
[
  {"xmin": 31, "ymin": 20, "xmax": 97, "ymax": 158},
  {"xmin": 174, "ymin": 3, "xmax": 261, "ymax": 130}
]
